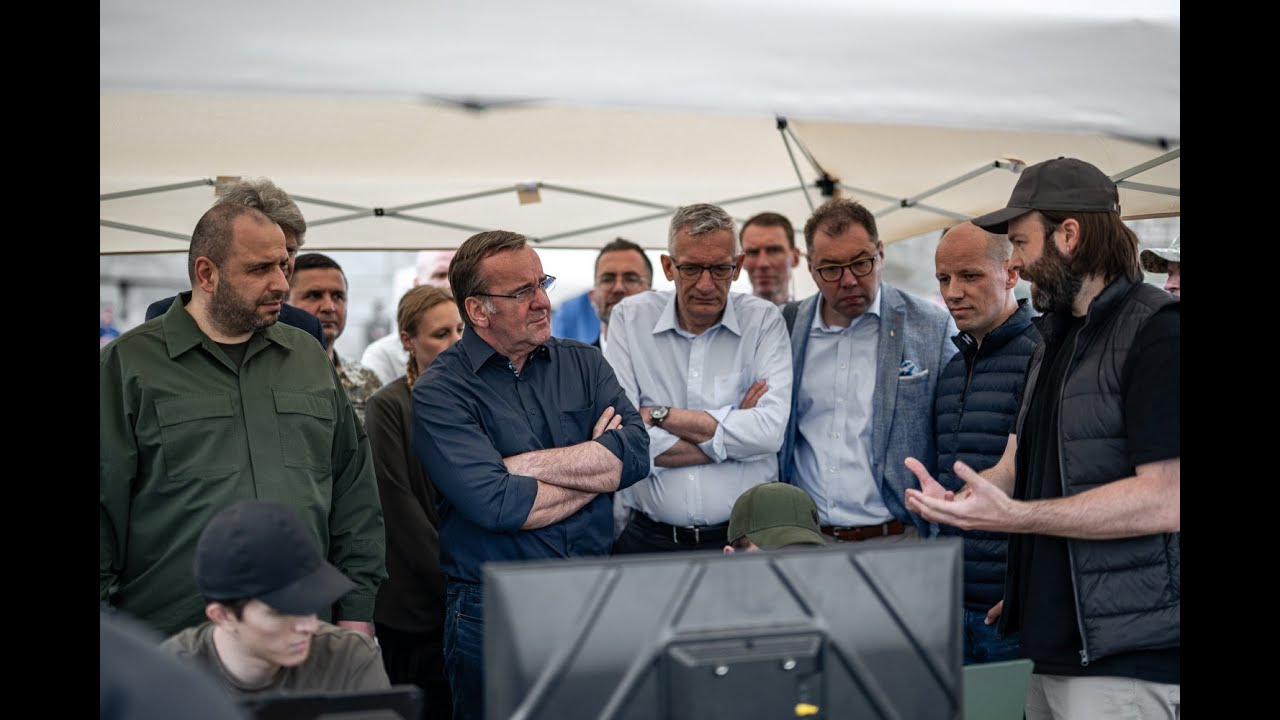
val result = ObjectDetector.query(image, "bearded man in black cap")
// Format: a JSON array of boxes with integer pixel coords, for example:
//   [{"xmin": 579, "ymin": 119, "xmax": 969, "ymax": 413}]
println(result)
[
  {"xmin": 903, "ymin": 158, "xmax": 1179, "ymax": 719},
  {"xmin": 162, "ymin": 500, "xmax": 391, "ymax": 696}
]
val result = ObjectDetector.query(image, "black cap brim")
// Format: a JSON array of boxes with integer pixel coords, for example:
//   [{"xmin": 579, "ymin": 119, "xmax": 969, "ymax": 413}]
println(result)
[
  {"xmin": 258, "ymin": 563, "xmax": 355, "ymax": 616},
  {"xmin": 970, "ymin": 205, "xmax": 1031, "ymax": 234}
]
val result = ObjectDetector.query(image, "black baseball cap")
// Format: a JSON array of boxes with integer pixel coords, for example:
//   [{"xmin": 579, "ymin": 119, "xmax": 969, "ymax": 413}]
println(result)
[
  {"xmin": 972, "ymin": 157, "xmax": 1121, "ymax": 234},
  {"xmin": 728, "ymin": 483, "xmax": 825, "ymax": 549},
  {"xmin": 194, "ymin": 500, "xmax": 354, "ymax": 616}
]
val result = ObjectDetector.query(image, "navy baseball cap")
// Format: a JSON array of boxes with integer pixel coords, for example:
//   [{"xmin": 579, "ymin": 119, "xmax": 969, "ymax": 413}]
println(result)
[{"xmin": 194, "ymin": 500, "xmax": 354, "ymax": 616}]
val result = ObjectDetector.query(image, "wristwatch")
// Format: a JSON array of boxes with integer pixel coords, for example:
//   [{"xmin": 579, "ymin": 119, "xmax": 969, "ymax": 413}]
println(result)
[{"xmin": 650, "ymin": 406, "xmax": 670, "ymax": 426}]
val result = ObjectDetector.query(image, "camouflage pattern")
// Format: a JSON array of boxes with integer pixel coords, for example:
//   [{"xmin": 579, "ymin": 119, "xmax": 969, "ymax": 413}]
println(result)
[{"xmin": 335, "ymin": 352, "xmax": 383, "ymax": 426}]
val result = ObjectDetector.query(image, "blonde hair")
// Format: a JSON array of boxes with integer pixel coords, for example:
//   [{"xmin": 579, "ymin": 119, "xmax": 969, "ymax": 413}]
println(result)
[{"xmin": 397, "ymin": 285, "xmax": 455, "ymax": 389}]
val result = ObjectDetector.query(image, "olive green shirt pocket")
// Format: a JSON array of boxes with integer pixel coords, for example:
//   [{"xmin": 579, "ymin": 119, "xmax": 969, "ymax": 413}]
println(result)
[
  {"xmin": 155, "ymin": 394, "xmax": 241, "ymax": 482},
  {"xmin": 274, "ymin": 389, "xmax": 337, "ymax": 471}
]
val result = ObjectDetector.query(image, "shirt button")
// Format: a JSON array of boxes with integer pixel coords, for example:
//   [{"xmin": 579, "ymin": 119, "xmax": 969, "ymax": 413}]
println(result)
[
  {"xmin": 833, "ymin": 432, "xmax": 840, "ymax": 438},
  {"xmin": 692, "ymin": 371, "xmax": 699, "ymax": 377},
  {"xmin": 840, "ymin": 363, "xmax": 846, "ymax": 369},
  {"xmin": 529, "ymin": 409, "xmax": 536, "ymax": 415}
]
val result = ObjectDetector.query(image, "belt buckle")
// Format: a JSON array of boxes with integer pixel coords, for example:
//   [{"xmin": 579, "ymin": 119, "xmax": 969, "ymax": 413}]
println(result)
[{"xmin": 693, "ymin": 526, "xmax": 701, "ymax": 544}]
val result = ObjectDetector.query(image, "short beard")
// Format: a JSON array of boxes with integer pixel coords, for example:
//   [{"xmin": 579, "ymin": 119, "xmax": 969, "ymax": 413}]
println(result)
[
  {"xmin": 208, "ymin": 282, "xmax": 281, "ymax": 336},
  {"xmin": 1025, "ymin": 238, "xmax": 1082, "ymax": 314}
]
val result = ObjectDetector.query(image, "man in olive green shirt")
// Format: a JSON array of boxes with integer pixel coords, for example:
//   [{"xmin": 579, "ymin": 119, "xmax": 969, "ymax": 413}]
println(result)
[{"xmin": 100, "ymin": 203, "xmax": 386, "ymax": 638}]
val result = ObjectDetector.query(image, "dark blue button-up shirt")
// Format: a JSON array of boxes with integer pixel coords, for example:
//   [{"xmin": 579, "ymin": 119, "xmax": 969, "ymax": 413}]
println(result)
[{"xmin": 412, "ymin": 328, "xmax": 649, "ymax": 582}]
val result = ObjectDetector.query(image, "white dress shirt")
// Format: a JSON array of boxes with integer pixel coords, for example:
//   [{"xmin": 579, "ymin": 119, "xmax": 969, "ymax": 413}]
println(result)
[
  {"xmin": 791, "ymin": 290, "xmax": 895, "ymax": 527},
  {"xmin": 360, "ymin": 332, "xmax": 410, "ymax": 386},
  {"xmin": 604, "ymin": 290, "xmax": 793, "ymax": 527}
]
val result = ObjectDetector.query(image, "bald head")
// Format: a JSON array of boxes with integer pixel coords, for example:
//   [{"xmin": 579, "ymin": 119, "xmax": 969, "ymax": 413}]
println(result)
[
  {"xmin": 935, "ymin": 222, "xmax": 1019, "ymax": 343},
  {"xmin": 938, "ymin": 222, "xmax": 1009, "ymax": 265},
  {"xmin": 415, "ymin": 250, "xmax": 455, "ymax": 289}
]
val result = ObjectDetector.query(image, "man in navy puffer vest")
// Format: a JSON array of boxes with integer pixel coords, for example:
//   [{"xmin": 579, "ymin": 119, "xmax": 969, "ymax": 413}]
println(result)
[{"xmin": 932, "ymin": 222, "xmax": 1039, "ymax": 664}]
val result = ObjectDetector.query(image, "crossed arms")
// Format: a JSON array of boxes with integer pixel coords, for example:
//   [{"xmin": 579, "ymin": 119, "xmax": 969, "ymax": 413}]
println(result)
[
  {"xmin": 640, "ymin": 381, "xmax": 769, "ymax": 467},
  {"xmin": 507, "ymin": 407, "xmax": 625, "ymax": 529}
]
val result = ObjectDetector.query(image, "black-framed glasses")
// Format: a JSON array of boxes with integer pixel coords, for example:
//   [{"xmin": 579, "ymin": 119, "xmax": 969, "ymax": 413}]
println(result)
[
  {"xmin": 474, "ymin": 275, "xmax": 556, "ymax": 304},
  {"xmin": 673, "ymin": 263, "xmax": 736, "ymax": 281},
  {"xmin": 813, "ymin": 256, "xmax": 877, "ymax": 283}
]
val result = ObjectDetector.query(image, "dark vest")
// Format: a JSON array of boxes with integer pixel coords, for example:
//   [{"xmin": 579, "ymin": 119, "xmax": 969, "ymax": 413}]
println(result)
[
  {"xmin": 935, "ymin": 300, "xmax": 1040, "ymax": 611},
  {"xmin": 1006, "ymin": 276, "xmax": 1179, "ymax": 663}
]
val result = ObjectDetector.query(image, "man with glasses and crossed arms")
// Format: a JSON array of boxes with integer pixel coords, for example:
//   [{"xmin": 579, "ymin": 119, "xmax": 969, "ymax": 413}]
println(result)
[
  {"xmin": 605, "ymin": 203, "xmax": 793, "ymax": 553},
  {"xmin": 779, "ymin": 199, "xmax": 957, "ymax": 544},
  {"xmin": 411, "ymin": 231, "xmax": 650, "ymax": 720}
]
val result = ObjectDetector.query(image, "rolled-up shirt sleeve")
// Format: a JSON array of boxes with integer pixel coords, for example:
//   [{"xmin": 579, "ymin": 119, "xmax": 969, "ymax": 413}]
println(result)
[
  {"xmin": 591, "ymin": 350, "xmax": 651, "ymax": 490},
  {"xmin": 703, "ymin": 309, "xmax": 794, "ymax": 459},
  {"xmin": 412, "ymin": 380, "xmax": 538, "ymax": 534}
]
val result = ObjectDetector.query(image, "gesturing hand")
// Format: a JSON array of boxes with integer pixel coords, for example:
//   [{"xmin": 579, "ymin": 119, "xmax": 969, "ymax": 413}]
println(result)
[
  {"xmin": 903, "ymin": 457, "xmax": 954, "ymax": 501},
  {"xmin": 904, "ymin": 458, "xmax": 1013, "ymax": 532}
]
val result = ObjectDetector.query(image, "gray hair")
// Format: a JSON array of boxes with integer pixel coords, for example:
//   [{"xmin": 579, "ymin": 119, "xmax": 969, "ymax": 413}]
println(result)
[
  {"xmin": 667, "ymin": 204, "xmax": 738, "ymax": 255},
  {"xmin": 214, "ymin": 177, "xmax": 308, "ymax": 246}
]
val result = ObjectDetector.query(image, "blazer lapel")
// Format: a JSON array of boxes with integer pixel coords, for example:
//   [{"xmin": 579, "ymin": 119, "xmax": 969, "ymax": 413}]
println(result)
[{"xmin": 872, "ymin": 285, "xmax": 906, "ymax": 469}]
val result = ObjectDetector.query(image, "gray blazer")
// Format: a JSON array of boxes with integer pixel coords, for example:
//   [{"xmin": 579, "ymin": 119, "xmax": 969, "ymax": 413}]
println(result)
[{"xmin": 778, "ymin": 283, "xmax": 957, "ymax": 535}]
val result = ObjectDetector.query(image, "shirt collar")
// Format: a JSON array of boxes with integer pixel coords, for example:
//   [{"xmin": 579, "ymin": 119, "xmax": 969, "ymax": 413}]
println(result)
[
  {"xmin": 160, "ymin": 291, "xmax": 295, "ymax": 359},
  {"xmin": 459, "ymin": 326, "xmax": 553, "ymax": 374},
  {"xmin": 652, "ymin": 290, "xmax": 741, "ymax": 338},
  {"xmin": 810, "ymin": 285, "xmax": 882, "ymax": 333}
]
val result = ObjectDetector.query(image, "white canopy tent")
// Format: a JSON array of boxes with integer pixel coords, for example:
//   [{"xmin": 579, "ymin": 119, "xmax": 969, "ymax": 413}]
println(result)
[{"xmin": 100, "ymin": 0, "xmax": 1179, "ymax": 254}]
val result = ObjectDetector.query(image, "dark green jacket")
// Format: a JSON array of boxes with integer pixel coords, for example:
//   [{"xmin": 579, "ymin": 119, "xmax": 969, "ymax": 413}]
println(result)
[{"xmin": 100, "ymin": 295, "xmax": 386, "ymax": 636}]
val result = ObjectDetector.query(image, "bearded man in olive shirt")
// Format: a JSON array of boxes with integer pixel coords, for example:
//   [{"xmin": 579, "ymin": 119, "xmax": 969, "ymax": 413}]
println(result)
[{"xmin": 100, "ymin": 203, "xmax": 386, "ymax": 638}]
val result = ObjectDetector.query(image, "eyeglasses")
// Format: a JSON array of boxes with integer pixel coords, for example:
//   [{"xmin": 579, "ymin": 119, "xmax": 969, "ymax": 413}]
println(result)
[
  {"xmin": 813, "ymin": 256, "xmax": 877, "ymax": 283},
  {"xmin": 673, "ymin": 263, "xmax": 736, "ymax": 281},
  {"xmin": 474, "ymin": 275, "xmax": 556, "ymax": 304}
]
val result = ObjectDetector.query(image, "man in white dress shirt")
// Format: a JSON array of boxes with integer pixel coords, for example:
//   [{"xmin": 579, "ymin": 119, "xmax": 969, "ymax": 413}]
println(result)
[{"xmin": 605, "ymin": 203, "xmax": 793, "ymax": 552}]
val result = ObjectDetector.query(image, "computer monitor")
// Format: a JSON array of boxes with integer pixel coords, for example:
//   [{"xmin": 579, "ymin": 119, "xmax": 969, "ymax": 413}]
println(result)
[
  {"xmin": 484, "ymin": 538, "xmax": 963, "ymax": 720},
  {"xmin": 238, "ymin": 684, "xmax": 424, "ymax": 720}
]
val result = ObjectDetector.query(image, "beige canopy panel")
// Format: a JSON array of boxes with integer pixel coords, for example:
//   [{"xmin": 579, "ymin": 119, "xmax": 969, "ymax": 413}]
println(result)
[{"xmin": 100, "ymin": 1, "xmax": 1179, "ymax": 254}]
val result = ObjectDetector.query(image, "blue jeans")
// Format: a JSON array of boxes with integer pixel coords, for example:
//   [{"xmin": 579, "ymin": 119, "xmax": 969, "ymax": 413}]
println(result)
[
  {"xmin": 444, "ymin": 582, "xmax": 484, "ymax": 720},
  {"xmin": 963, "ymin": 608, "xmax": 1021, "ymax": 665}
]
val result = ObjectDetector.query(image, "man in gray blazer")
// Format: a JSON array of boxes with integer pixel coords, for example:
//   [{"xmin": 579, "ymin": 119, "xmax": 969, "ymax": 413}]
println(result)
[{"xmin": 778, "ymin": 199, "xmax": 957, "ymax": 541}]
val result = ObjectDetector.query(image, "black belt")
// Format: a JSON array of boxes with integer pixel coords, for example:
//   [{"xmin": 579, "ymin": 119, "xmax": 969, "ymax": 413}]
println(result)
[{"xmin": 630, "ymin": 511, "xmax": 729, "ymax": 545}]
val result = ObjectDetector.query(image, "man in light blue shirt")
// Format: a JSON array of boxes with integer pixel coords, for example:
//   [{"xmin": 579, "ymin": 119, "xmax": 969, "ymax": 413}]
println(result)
[
  {"xmin": 779, "ymin": 199, "xmax": 957, "ymax": 543},
  {"xmin": 605, "ymin": 203, "xmax": 794, "ymax": 552}
]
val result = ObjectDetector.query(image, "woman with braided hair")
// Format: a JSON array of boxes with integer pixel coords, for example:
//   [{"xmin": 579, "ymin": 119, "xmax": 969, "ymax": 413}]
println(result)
[{"xmin": 364, "ymin": 285, "xmax": 463, "ymax": 720}]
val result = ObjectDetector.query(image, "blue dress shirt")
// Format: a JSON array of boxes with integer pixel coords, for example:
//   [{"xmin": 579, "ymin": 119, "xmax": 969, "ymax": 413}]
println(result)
[{"xmin": 411, "ymin": 328, "xmax": 649, "ymax": 582}]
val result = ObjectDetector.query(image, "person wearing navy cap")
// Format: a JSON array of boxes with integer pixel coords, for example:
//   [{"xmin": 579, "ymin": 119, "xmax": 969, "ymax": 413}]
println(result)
[{"xmin": 161, "ymin": 500, "xmax": 391, "ymax": 697}]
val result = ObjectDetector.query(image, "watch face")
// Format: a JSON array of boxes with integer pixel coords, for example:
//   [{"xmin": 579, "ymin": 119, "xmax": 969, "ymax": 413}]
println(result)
[{"xmin": 651, "ymin": 406, "xmax": 668, "ymax": 422}]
